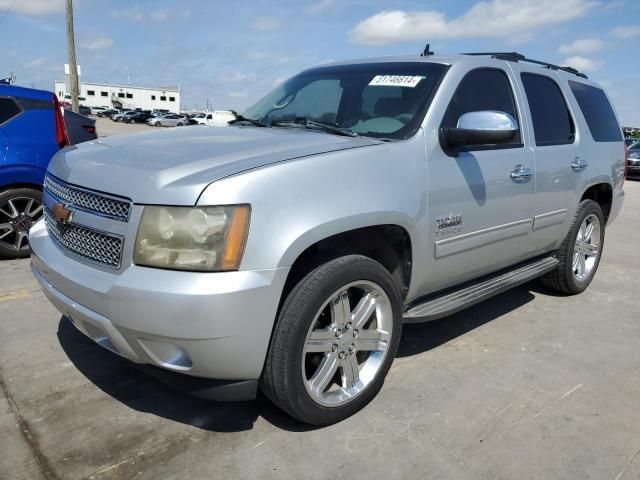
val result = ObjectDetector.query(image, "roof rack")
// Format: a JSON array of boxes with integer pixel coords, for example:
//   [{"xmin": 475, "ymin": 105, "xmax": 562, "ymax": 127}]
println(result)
[{"xmin": 463, "ymin": 52, "xmax": 588, "ymax": 79}]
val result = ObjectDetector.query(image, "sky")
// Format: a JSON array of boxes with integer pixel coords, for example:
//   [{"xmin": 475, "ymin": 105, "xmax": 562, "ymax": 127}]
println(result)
[{"xmin": 1, "ymin": 0, "xmax": 639, "ymax": 125}]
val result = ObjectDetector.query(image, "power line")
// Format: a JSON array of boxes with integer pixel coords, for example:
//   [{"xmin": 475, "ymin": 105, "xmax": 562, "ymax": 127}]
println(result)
[{"xmin": 0, "ymin": 0, "xmax": 17, "ymax": 29}]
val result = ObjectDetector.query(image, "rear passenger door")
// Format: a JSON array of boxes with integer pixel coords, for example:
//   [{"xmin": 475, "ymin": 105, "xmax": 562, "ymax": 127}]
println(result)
[{"xmin": 513, "ymin": 66, "xmax": 582, "ymax": 253}]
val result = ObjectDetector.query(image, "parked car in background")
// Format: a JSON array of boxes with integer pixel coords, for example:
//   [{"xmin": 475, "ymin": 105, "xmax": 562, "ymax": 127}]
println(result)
[
  {"xmin": 63, "ymin": 110, "xmax": 97, "ymax": 145},
  {"xmin": 125, "ymin": 112, "xmax": 154, "ymax": 124},
  {"xmin": 90, "ymin": 106, "xmax": 109, "ymax": 115},
  {"xmin": 195, "ymin": 110, "xmax": 236, "ymax": 126},
  {"xmin": 112, "ymin": 111, "xmax": 138, "ymax": 122},
  {"xmin": 627, "ymin": 140, "xmax": 640, "ymax": 179},
  {"xmin": 148, "ymin": 114, "xmax": 188, "ymax": 127},
  {"xmin": 77, "ymin": 105, "xmax": 91, "ymax": 116},
  {"xmin": 97, "ymin": 109, "xmax": 118, "ymax": 118},
  {"xmin": 29, "ymin": 52, "xmax": 625, "ymax": 424},
  {"xmin": 0, "ymin": 84, "xmax": 69, "ymax": 259}
]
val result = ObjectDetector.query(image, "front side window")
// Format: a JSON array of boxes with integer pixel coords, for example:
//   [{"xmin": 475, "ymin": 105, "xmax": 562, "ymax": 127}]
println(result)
[
  {"xmin": 243, "ymin": 62, "xmax": 448, "ymax": 140},
  {"xmin": 569, "ymin": 81, "xmax": 621, "ymax": 142},
  {"xmin": 521, "ymin": 73, "xmax": 574, "ymax": 146},
  {"xmin": 441, "ymin": 68, "xmax": 521, "ymax": 146}
]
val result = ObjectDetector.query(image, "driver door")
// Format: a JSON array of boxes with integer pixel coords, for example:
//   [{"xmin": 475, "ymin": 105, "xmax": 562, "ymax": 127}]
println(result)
[{"xmin": 422, "ymin": 67, "xmax": 536, "ymax": 292}]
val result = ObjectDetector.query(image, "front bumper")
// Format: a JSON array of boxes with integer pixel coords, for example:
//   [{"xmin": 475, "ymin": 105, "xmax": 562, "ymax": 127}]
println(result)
[
  {"xmin": 627, "ymin": 163, "xmax": 640, "ymax": 179},
  {"xmin": 29, "ymin": 219, "xmax": 289, "ymax": 384}
]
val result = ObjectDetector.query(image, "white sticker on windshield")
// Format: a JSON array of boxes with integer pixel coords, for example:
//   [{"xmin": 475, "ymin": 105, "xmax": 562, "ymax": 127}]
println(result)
[{"xmin": 369, "ymin": 75, "xmax": 425, "ymax": 88}]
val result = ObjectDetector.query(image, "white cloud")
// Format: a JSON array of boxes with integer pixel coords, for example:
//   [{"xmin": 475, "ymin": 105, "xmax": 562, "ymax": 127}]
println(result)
[
  {"xmin": 251, "ymin": 16, "xmax": 281, "ymax": 31},
  {"xmin": 111, "ymin": 7, "xmax": 170, "ymax": 23},
  {"xmin": 0, "ymin": 0, "xmax": 63, "ymax": 16},
  {"xmin": 349, "ymin": 0, "xmax": 596, "ymax": 45},
  {"xmin": 246, "ymin": 50, "xmax": 290, "ymax": 64},
  {"xmin": 563, "ymin": 56, "xmax": 604, "ymax": 72},
  {"xmin": 149, "ymin": 10, "xmax": 169, "ymax": 22},
  {"xmin": 307, "ymin": 0, "xmax": 337, "ymax": 14},
  {"xmin": 611, "ymin": 25, "xmax": 640, "ymax": 39},
  {"xmin": 82, "ymin": 37, "xmax": 114, "ymax": 51},
  {"xmin": 24, "ymin": 57, "xmax": 46, "ymax": 68},
  {"xmin": 558, "ymin": 38, "xmax": 604, "ymax": 55}
]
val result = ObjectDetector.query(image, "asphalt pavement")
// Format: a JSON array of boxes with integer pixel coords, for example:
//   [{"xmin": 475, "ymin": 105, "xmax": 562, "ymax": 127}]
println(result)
[{"xmin": 1, "ymin": 174, "xmax": 639, "ymax": 479}]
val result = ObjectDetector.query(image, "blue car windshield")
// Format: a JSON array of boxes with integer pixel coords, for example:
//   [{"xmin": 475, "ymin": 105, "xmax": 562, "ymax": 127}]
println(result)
[{"xmin": 243, "ymin": 62, "xmax": 448, "ymax": 140}]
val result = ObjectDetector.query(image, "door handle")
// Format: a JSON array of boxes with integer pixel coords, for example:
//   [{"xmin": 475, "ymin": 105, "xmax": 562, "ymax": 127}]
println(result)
[
  {"xmin": 510, "ymin": 164, "xmax": 533, "ymax": 183},
  {"xmin": 571, "ymin": 156, "xmax": 588, "ymax": 172}
]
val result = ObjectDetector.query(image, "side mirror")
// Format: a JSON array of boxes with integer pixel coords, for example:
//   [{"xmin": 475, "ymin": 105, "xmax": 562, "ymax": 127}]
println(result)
[{"xmin": 441, "ymin": 111, "xmax": 518, "ymax": 149}]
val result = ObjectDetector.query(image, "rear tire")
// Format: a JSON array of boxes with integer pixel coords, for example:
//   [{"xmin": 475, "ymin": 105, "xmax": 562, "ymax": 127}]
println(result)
[
  {"xmin": 541, "ymin": 199, "xmax": 605, "ymax": 294},
  {"xmin": 260, "ymin": 255, "xmax": 402, "ymax": 425},
  {"xmin": 155, "ymin": 121, "xmax": 161, "ymax": 127},
  {"xmin": 0, "ymin": 188, "xmax": 43, "ymax": 259}
]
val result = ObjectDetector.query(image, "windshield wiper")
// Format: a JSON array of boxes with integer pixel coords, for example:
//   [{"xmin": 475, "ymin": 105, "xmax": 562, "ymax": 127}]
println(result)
[
  {"xmin": 271, "ymin": 118, "xmax": 358, "ymax": 137},
  {"xmin": 229, "ymin": 114, "xmax": 268, "ymax": 127}
]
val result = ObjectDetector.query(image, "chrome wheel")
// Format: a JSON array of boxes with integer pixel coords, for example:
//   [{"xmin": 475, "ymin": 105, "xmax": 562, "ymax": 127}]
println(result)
[
  {"xmin": 572, "ymin": 213, "xmax": 601, "ymax": 281},
  {"xmin": 0, "ymin": 196, "xmax": 43, "ymax": 252},
  {"xmin": 302, "ymin": 280, "xmax": 393, "ymax": 407}
]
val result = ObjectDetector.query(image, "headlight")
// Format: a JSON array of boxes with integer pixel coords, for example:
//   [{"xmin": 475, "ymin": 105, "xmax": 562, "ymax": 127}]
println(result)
[{"xmin": 134, "ymin": 205, "xmax": 250, "ymax": 272}]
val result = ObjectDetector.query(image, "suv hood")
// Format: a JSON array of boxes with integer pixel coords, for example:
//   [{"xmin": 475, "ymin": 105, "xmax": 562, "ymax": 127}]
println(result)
[{"xmin": 49, "ymin": 125, "xmax": 382, "ymax": 205}]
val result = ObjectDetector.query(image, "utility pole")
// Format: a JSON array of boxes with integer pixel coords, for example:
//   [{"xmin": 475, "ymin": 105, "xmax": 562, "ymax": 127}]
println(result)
[{"xmin": 65, "ymin": 0, "xmax": 80, "ymax": 113}]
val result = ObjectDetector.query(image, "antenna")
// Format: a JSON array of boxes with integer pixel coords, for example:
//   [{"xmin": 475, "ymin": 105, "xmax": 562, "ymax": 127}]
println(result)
[{"xmin": 420, "ymin": 43, "xmax": 434, "ymax": 57}]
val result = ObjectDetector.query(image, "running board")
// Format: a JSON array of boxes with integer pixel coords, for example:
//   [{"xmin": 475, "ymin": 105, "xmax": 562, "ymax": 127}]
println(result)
[{"xmin": 403, "ymin": 256, "xmax": 559, "ymax": 323}]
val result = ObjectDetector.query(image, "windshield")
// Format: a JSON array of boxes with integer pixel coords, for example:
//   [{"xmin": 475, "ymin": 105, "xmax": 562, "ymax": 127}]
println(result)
[{"xmin": 243, "ymin": 62, "xmax": 448, "ymax": 140}]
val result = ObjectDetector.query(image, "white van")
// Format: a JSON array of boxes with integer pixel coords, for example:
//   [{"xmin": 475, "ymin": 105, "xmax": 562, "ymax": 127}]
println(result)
[{"xmin": 196, "ymin": 110, "xmax": 236, "ymax": 126}]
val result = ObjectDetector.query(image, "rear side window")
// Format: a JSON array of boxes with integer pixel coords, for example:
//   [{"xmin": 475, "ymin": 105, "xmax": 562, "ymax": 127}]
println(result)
[
  {"xmin": 521, "ymin": 73, "xmax": 574, "ymax": 146},
  {"xmin": 442, "ymin": 68, "xmax": 521, "ymax": 146},
  {"xmin": 569, "ymin": 81, "xmax": 621, "ymax": 142},
  {"xmin": 0, "ymin": 98, "xmax": 21, "ymax": 125}
]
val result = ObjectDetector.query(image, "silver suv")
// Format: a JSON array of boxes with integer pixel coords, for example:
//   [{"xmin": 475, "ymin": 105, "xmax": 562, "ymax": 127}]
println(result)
[{"xmin": 29, "ymin": 52, "xmax": 625, "ymax": 425}]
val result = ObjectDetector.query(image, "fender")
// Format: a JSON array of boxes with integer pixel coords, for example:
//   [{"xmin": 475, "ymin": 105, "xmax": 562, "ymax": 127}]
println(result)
[{"xmin": 0, "ymin": 164, "xmax": 46, "ymax": 190}]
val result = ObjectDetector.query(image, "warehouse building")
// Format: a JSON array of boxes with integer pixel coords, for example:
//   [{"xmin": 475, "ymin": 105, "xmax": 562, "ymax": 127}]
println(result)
[{"xmin": 53, "ymin": 81, "xmax": 181, "ymax": 113}]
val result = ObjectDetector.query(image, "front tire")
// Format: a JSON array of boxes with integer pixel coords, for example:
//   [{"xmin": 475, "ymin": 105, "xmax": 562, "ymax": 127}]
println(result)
[
  {"xmin": 541, "ymin": 199, "xmax": 605, "ymax": 294},
  {"xmin": 261, "ymin": 255, "xmax": 402, "ymax": 425},
  {"xmin": 0, "ymin": 188, "xmax": 43, "ymax": 259}
]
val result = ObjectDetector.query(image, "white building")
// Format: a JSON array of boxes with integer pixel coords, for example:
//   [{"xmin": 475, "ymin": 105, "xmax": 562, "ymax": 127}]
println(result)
[{"xmin": 54, "ymin": 81, "xmax": 181, "ymax": 113}]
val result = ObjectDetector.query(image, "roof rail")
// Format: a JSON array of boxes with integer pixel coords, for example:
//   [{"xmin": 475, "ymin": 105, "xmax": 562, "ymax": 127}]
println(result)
[{"xmin": 463, "ymin": 52, "xmax": 588, "ymax": 79}]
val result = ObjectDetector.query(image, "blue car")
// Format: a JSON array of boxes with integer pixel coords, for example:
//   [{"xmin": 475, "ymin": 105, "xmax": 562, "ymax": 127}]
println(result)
[{"xmin": 0, "ymin": 85, "xmax": 69, "ymax": 258}]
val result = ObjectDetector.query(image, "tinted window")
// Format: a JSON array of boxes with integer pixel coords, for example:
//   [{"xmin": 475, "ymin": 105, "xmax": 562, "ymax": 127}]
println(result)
[
  {"xmin": 0, "ymin": 98, "xmax": 21, "ymax": 125},
  {"xmin": 521, "ymin": 73, "xmax": 574, "ymax": 145},
  {"xmin": 442, "ymin": 69, "xmax": 520, "ymax": 145},
  {"xmin": 569, "ymin": 81, "xmax": 621, "ymax": 142}
]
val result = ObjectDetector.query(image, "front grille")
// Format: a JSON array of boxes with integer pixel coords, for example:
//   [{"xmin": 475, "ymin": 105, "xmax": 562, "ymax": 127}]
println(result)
[
  {"xmin": 44, "ymin": 175, "xmax": 131, "ymax": 222},
  {"xmin": 44, "ymin": 209, "xmax": 123, "ymax": 268}
]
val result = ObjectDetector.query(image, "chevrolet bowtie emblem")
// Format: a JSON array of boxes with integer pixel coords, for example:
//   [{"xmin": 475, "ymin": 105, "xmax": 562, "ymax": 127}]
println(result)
[{"xmin": 52, "ymin": 203, "xmax": 73, "ymax": 223}]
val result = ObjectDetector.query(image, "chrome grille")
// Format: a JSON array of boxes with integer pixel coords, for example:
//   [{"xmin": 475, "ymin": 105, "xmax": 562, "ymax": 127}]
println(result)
[
  {"xmin": 44, "ymin": 209, "xmax": 123, "ymax": 268},
  {"xmin": 44, "ymin": 175, "xmax": 131, "ymax": 222}
]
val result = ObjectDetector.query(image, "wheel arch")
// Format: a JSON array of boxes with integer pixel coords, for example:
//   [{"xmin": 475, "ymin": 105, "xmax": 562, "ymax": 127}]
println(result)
[
  {"xmin": 580, "ymin": 180, "xmax": 613, "ymax": 222},
  {"xmin": 278, "ymin": 217, "xmax": 414, "ymax": 305}
]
